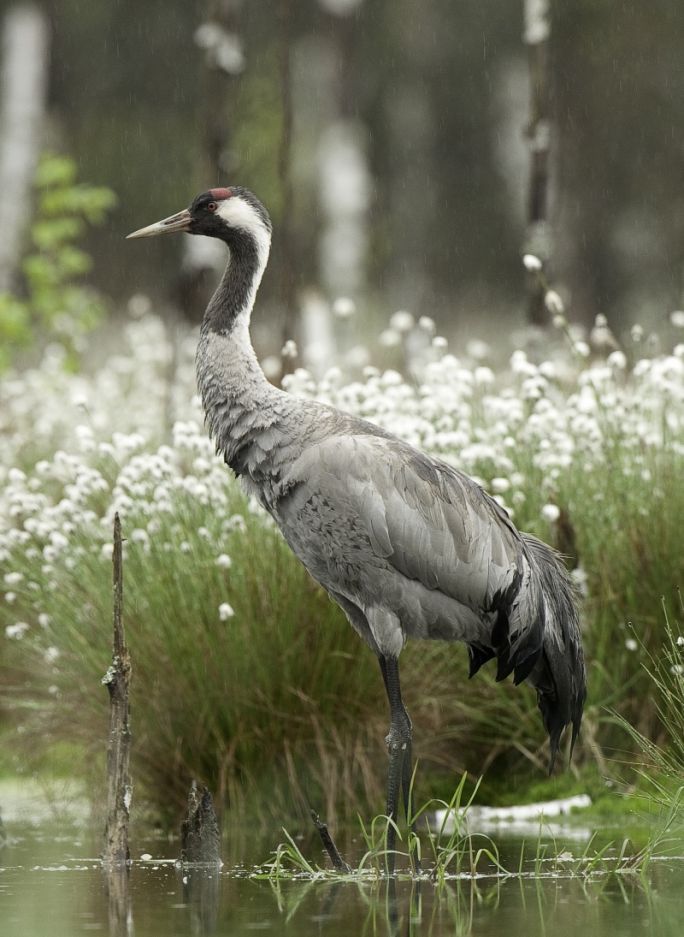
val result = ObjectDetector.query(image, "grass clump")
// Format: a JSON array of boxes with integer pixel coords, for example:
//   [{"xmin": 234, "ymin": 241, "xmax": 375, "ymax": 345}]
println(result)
[
  {"xmin": 264, "ymin": 772, "xmax": 674, "ymax": 882},
  {"xmin": 0, "ymin": 463, "xmax": 387, "ymax": 822},
  {"xmin": 614, "ymin": 593, "xmax": 684, "ymax": 811}
]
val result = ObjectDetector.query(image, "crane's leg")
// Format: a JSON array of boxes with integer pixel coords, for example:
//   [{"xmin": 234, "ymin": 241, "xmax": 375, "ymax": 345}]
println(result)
[{"xmin": 379, "ymin": 655, "xmax": 414, "ymax": 872}]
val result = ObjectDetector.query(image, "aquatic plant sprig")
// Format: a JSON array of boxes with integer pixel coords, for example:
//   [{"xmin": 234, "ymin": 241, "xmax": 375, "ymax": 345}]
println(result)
[{"xmin": 262, "ymin": 775, "xmax": 669, "ymax": 883}]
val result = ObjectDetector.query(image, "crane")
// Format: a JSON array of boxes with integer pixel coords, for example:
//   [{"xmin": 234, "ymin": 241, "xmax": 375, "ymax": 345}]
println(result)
[{"xmin": 128, "ymin": 187, "xmax": 586, "ymax": 868}]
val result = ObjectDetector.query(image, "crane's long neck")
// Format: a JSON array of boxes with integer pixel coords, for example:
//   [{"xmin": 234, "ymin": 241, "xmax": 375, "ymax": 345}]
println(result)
[
  {"xmin": 200, "ymin": 228, "xmax": 267, "ymax": 337},
  {"xmin": 195, "ymin": 225, "xmax": 286, "ymax": 481}
]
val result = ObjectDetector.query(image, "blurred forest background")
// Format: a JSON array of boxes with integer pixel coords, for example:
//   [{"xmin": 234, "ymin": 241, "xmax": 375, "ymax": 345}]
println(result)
[
  {"xmin": 2, "ymin": 0, "xmax": 684, "ymax": 823},
  {"xmin": 1, "ymin": 0, "xmax": 683, "ymax": 365}
]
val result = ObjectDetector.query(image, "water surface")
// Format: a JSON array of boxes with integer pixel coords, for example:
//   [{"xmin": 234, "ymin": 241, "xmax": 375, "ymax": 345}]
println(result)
[{"xmin": 2, "ymin": 818, "xmax": 683, "ymax": 937}]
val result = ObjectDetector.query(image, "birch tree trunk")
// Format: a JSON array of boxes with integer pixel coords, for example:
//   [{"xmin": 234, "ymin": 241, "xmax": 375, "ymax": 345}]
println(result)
[
  {"xmin": 178, "ymin": 0, "xmax": 245, "ymax": 323},
  {"xmin": 0, "ymin": 2, "xmax": 49, "ymax": 293},
  {"xmin": 523, "ymin": 0, "xmax": 552, "ymax": 325},
  {"xmin": 309, "ymin": 0, "xmax": 370, "ymax": 376},
  {"xmin": 278, "ymin": 0, "xmax": 297, "ymax": 363}
]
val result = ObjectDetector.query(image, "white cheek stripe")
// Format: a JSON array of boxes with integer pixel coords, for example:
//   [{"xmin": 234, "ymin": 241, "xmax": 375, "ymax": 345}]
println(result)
[{"xmin": 216, "ymin": 197, "xmax": 271, "ymax": 266}]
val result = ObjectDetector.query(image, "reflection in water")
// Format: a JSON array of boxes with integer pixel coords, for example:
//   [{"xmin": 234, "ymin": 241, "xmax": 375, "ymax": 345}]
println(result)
[
  {"xmin": 103, "ymin": 864, "xmax": 133, "ymax": 937},
  {"xmin": 361, "ymin": 877, "xmax": 480, "ymax": 937},
  {"xmin": 3, "ymin": 821, "xmax": 683, "ymax": 937},
  {"xmin": 261, "ymin": 868, "xmax": 684, "ymax": 937},
  {"xmin": 386, "ymin": 879, "xmax": 423, "ymax": 937},
  {"xmin": 269, "ymin": 875, "xmax": 490, "ymax": 937},
  {"xmin": 182, "ymin": 866, "xmax": 221, "ymax": 936}
]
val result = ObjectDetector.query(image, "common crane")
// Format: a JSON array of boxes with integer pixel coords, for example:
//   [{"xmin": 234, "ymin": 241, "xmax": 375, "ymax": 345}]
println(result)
[{"xmin": 128, "ymin": 187, "xmax": 586, "ymax": 867}]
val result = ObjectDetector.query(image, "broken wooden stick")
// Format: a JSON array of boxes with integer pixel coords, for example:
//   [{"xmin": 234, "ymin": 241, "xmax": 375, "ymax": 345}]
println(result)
[
  {"xmin": 181, "ymin": 780, "xmax": 222, "ymax": 866},
  {"xmin": 102, "ymin": 512, "xmax": 132, "ymax": 864},
  {"xmin": 310, "ymin": 810, "xmax": 351, "ymax": 873}
]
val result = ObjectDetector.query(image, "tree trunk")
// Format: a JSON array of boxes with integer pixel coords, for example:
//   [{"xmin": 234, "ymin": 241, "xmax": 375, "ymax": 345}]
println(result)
[
  {"xmin": 278, "ymin": 0, "xmax": 297, "ymax": 368},
  {"xmin": 0, "ymin": 2, "xmax": 49, "ymax": 293},
  {"xmin": 523, "ymin": 0, "xmax": 552, "ymax": 325},
  {"xmin": 177, "ymin": 0, "xmax": 245, "ymax": 324}
]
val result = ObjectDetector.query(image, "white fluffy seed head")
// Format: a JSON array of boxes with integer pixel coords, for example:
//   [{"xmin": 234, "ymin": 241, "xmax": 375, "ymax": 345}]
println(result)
[
  {"xmin": 523, "ymin": 253, "xmax": 542, "ymax": 272},
  {"xmin": 541, "ymin": 503, "xmax": 560, "ymax": 523},
  {"xmin": 544, "ymin": 290, "xmax": 564, "ymax": 315},
  {"xmin": 333, "ymin": 297, "xmax": 356, "ymax": 319}
]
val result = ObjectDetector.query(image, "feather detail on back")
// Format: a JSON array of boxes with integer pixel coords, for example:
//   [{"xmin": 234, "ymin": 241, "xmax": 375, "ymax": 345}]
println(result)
[
  {"xmin": 278, "ymin": 435, "xmax": 537, "ymax": 654},
  {"xmin": 274, "ymin": 433, "xmax": 585, "ymax": 763}
]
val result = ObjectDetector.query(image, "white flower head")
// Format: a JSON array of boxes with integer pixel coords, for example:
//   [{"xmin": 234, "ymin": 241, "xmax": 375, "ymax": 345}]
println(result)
[
  {"xmin": 379, "ymin": 328, "xmax": 401, "ymax": 348},
  {"xmin": 541, "ymin": 503, "xmax": 560, "ymax": 523},
  {"xmin": 523, "ymin": 254, "xmax": 542, "ymax": 272},
  {"xmin": 474, "ymin": 366, "xmax": 495, "ymax": 386},
  {"xmin": 6, "ymin": 622, "xmax": 29, "ymax": 639},
  {"xmin": 261, "ymin": 355, "xmax": 281, "ymax": 380},
  {"xmin": 215, "ymin": 553, "xmax": 232, "ymax": 569},
  {"xmin": 607, "ymin": 350, "xmax": 627, "ymax": 370},
  {"xmin": 544, "ymin": 290, "xmax": 565, "ymax": 315},
  {"xmin": 128, "ymin": 293, "xmax": 152, "ymax": 319},
  {"xmin": 625, "ymin": 638, "xmax": 638, "ymax": 652},
  {"xmin": 670, "ymin": 310, "xmax": 684, "ymax": 329},
  {"xmin": 390, "ymin": 310, "xmax": 415, "ymax": 333},
  {"xmin": 491, "ymin": 477, "xmax": 510, "ymax": 494},
  {"xmin": 218, "ymin": 602, "xmax": 235, "ymax": 621},
  {"xmin": 466, "ymin": 339, "xmax": 490, "ymax": 361},
  {"xmin": 333, "ymin": 297, "xmax": 356, "ymax": 319}
]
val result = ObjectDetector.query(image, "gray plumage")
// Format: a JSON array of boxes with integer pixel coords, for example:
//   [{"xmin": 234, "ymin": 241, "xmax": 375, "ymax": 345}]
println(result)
[
  {"xmin": 198, "ymin": 329, "xmax": 585, "ymax": 761},
  {"xmin": 129, "ymin": 186, "xmax": 586, "ymax": 862}
]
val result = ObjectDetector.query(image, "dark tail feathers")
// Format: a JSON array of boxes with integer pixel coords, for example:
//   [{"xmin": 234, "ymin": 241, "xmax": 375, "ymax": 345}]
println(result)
[{"xmin": 522, "ymin": 534, "xmax": 586, "ymax": 770}]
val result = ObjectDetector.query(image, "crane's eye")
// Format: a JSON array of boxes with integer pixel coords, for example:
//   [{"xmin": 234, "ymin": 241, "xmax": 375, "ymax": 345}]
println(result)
[{"xmin": 207, "ymin": 201, "xmax": 218, "ymax": 212}]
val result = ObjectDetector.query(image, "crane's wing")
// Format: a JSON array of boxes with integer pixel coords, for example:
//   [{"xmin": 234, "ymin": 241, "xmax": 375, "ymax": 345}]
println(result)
[
  {"xmin": 277, "ymin": 431, "xmax": 582, "ymax": 765},
  {"xmin": 277, "ymin": 433, "xmax": 541, "ymax": 672}
]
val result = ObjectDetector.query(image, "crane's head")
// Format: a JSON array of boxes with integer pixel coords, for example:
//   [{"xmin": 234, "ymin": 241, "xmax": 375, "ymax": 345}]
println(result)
[{"xmin": 126, "ymin": 186, "xmax": 272, "ymax": 259}]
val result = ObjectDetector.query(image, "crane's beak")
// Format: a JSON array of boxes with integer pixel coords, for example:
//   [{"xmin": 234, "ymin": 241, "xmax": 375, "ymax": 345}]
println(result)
[{"xmin": 126, "ymin": 208, "xmax": 192, "ymax": 239}]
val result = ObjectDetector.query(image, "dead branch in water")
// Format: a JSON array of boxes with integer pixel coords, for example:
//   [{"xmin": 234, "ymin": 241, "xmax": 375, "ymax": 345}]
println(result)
[
  {"xmin": 311, "ymin": 809, "xmax": 351, "ymax": 873},
  {"xmin": 102, "ymin": 512, "xmax": 132, "ymax": 865},
  {"xmin": 181, "ymin": 780, "xmax": 222, "ymax": 866}
]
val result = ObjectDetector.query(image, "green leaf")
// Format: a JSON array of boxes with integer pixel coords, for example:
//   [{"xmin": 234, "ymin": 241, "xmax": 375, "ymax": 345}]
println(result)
[
  {"xmin": 0, "ymin": 294, "xmax": 31, "ymax": 342},
  {"xmin": 0, "ymin": 152, "xmax": 116, "ymax": 372},
  {"xmin": 32, "ymin": 217, "xmax": 83, "ymax": 250},
  {"xmin": 35, "ymin": 154, "xmax": 77, "ymax": 188}
]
